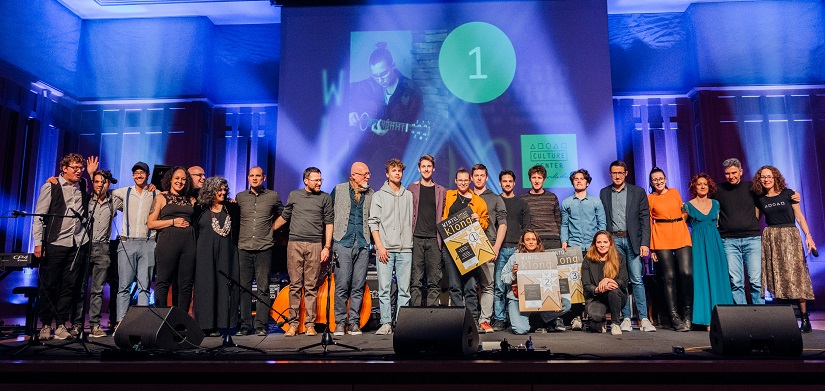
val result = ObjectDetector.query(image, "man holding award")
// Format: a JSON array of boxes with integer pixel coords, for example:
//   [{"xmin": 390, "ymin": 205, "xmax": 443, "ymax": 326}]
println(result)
[{"xmin": 440, "ymin": 168, "xmax": 491, "ymax": 324}]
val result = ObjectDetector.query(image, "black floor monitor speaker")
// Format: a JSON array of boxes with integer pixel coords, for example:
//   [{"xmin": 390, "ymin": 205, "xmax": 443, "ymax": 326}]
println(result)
[
  {"xmin": 393, "ymin": 306, "xmax": 479, "ymax": 356},
  {"xmin": 709, "ymin": 304, "xmax": 802, "ymax": 356},
  {"xmin": 114, "ymin": 306, "xmax": 204, "ymax": 351},
  {"xmin": 151, "ymin": 164, "xmax": 172, "ymax": 191}
]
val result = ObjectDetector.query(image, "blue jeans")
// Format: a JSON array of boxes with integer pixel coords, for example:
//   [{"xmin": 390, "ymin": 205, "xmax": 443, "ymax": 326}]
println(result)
[
  {"xmin": 116, "ymin": 238, "xmax": 155, "ymax": 322},
  {"xmin": 615, "ymin": 237, "xmax": 648, "ymax": 319},
  {"xmin": 332, "ymin": 243, "xmax": 370, "ymax": 326},
  {"xmin": 376, "ymin": 252, "xmax": 412, "ymax": 324},
  {"xmin": 508, "ymin": 297, "xmax": 571, "ymax": 335},
  {"xmin": 723, "ymin": 236, "xmax": 764, "ymax": 305},
  {"xmin": 494, "ymin": 247, "xmax": 516, "ymax": 322}
]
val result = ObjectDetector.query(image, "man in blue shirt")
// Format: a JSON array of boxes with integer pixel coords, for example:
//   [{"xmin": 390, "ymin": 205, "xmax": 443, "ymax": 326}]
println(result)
[{"xmin": 561, "ymin": 169, "xmax": 606, "ymax": 252}]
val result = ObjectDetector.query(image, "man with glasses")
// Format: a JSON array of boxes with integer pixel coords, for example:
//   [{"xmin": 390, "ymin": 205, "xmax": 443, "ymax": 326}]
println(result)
[
  {"xmin": 272, "ymin": 167, "xmax": 334, "ymax": 337},
  {"xmin": 188, "ymin": 166, "xmax": 206, "ymax": 198},
  {"xmin": 442, "ymin": 168, "xmax": 489, "ymax": 324},
  {"xmin": 348, "ymin": 41, "xmax": 422, "ymax": 136},
  {"xmin": 32, "ymin": 153, "xmax": 92, "ymax": 340},
  {"xmin": 329, "ymin": 162, "xmax": 374, "ymax": 336},
  {"xmin": 599, "ymin": 161, "xmax": 654, "ymax": 332},
  {"xmin": 713, "ymin": 158, "xmax": 799, "ymax": 305},
  {"xmin": 111, "ymin": 161, "xmax": 158, "ymax": 330}
]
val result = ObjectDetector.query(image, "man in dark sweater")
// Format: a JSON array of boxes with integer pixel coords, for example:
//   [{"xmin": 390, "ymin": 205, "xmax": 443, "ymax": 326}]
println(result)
[
  {"xmin": 714, "ymin": 158, "xmax": 797, "ymax": 305},
  {"xmin": 271, "ymin": 167, "xmax": 334, "ymax": 337},
  {"xmin": 495, "ymin": 170, "xmax": 531, "ymax": 331},
  {"xmin": 521, "ymin": 165, "xmax": 562, "ymax": 249}
]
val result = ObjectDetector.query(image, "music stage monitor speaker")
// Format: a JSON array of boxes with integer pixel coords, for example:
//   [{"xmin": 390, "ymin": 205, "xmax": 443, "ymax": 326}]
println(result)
[
  {"xmin": 393, "ymin": 306, "xmax": 479, "ymax": 357},
  {"xmin": 151, "ymin": 164, "xmax": 172, "ymax": 191},
  {"xmin": 114, "ymin": 306, "xmax": 204, "ymax": 351},
  {"xmin": 709, "ymin": 304, "xmax": 802, "ymax": 357}
]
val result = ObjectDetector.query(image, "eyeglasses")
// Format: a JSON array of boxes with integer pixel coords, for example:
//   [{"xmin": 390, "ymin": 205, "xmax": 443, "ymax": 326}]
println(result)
[
  {"xmin": 190, "ymin": 173, "xmax": 206, "ymax": 178},
  {"xmin": 308, "ymin": 178, "xmax": 323, "ymax": 183},
  {"xmin": 353, "ymin": 172, "xmax": 371, "ymax": 177},
  {"xmin": 456, "ymin": 179, "xmax": 470, "ymax": 183},
  {"xmin": 371, "ymin": 70, "xmax": 391, "ymax": 81},
  {"xmin": 66, "ymin": 165, "xmax": 84, "ymax": 172},
  {"xmin": 651, "ymin": 178, "xmax": 666, "ymax": 183},
  {"xmin": 610, "ymin": 171, "xmax": 626, "ymax": 176}
]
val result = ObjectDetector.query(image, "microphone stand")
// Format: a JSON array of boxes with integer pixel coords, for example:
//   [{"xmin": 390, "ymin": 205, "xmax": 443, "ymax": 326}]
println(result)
[
  {"xmin": 217, "ymin": 269, "xmax": 289, "ymax": 330},
  {"xmin": 8, "ymin": 210, "xmax": 88, "ymax": 356},
  {"xmin": 209, "ymin": 269, "xmax": 266, "ymax": 356},
  {"xmin": 297, "ymin": 253, "xmax": 360, "ymax": 355}
]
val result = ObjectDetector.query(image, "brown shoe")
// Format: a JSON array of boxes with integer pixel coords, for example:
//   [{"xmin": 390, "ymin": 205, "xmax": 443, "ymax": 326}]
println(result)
[
  {"xmin": 284, "ymin": 326, "xmax": 297, "ymax": 337},
  {"xmin": 305, "ymin": 326, "xmax": 317, "ymax": 336}
]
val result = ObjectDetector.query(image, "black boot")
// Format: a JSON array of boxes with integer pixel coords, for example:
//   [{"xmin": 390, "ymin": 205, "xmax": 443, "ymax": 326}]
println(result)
[
  {"xmin": 671, "ymin": 311, "xmax": 689, "ymax": 332},
  {"xmin": 800, "ymin": 312, "xmax": 812, "ymax": 333},
  {"xmin": 683, "ymin": 305, "xmax": 692, "ymax": 331}
]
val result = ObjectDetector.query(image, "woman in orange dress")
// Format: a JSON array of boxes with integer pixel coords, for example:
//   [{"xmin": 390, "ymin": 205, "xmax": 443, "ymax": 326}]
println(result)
[{"xmin": 647, "ymin": 167, "xmax": 693, "ymax": 332}]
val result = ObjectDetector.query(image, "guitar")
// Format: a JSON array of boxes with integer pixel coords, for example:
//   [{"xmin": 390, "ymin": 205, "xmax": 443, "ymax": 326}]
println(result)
[{"xmin": 357, "ymin": 112, "xmax": 431, "ymax": 141}]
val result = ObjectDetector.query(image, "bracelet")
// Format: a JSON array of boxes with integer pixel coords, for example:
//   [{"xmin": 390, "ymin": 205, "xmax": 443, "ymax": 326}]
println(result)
[
  {"xmin": 323, "ymin": 245, "xmax": 330, "ymax": 250},
  {"xmin": 172, "ymin": 218, "xmax": 177, "ymax": 227}
]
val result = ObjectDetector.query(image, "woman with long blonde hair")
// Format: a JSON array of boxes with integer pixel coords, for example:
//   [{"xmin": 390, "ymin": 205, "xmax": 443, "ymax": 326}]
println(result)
[{"xmin": 582, "ymin": 230, "xmax": 628, "ymax": 335}]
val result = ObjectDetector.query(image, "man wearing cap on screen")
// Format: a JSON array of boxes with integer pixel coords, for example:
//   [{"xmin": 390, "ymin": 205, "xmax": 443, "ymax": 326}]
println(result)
[{"xmin": 111, "ymin": 161, "xmax": 158, "ymax": 330}]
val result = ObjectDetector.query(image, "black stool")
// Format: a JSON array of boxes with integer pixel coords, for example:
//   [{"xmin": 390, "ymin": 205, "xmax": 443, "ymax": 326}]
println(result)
[{"xmin": 12, "ymin": 286, "xmax": 38, "ymax": 335}]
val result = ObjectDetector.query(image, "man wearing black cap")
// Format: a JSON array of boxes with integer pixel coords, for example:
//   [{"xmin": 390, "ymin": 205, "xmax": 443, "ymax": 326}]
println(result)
[{"xmin": 110, "ymin": 161, "xmax": 158, "ymax": 329}]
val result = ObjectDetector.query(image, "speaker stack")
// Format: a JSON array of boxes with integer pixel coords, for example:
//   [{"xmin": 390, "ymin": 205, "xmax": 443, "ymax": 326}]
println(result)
[{"xmin": 709, "ymin": 304, "xmax": 802, "ymax": 357}]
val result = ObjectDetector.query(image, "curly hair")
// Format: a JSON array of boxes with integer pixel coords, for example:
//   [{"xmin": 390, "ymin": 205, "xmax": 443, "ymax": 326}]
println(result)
[
  {"xmin": 198, "ymin": 176, "xmax": 229, "ymax": 206},
  {"xmin": 689, "ymin": 173, "xmax": 717, "ymax": 198},
  {"xmin": 59, "ymin": 153, "xmax": 84, "ymax": 168},
  {"xmin": 161, "ymin": 166, "xmax": 192, "ymax": 195},
  {"xmin": 750, "ymin": 165, "xmax": 787, "ymax": 195},
  {"xmin": 569, "ymin": 168, "xmax": 592, "ymax": 185},
  {"xmin": 516, "ymin": 229, "xmax": 545, "ymax": 253},
  {"xmin": 527, "ymin": 165, "xmax": 546, "ymax": 179}
]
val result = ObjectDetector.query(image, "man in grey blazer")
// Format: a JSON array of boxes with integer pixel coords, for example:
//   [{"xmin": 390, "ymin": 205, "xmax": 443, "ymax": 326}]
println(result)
[{"xmin": 599, "ymin": 161, "xmax": 655, "ymax": 332}]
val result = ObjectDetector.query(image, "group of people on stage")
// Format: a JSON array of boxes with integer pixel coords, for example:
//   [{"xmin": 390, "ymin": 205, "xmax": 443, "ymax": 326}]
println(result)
[{"xmin": 31, "ymin": 152, "xmax": 817, "ymax": 342}]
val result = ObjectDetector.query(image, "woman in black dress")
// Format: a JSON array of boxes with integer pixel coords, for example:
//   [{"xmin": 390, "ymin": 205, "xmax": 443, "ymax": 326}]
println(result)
[
  {"xmin": 193, "ymin": 176, "xmax": 240, "ymax": 336},
  {"xmin": 147, "ymin": 166, "xmax": 196, "ymax": 310}
]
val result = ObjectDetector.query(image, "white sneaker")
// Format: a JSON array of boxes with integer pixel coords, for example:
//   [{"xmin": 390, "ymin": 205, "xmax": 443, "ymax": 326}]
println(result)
[
  {"xmin": 640, "ymin": 318, "xmax": 657, "ymax": 332},
  {"xmin": 620, "ymin": 318, "xmax": 632, "ymax": 332},
  {"xmin": 571, "ymin": 316, "xmax": 583, "ymax": 331},
  {"xmin": 611, "ymin": 323, "xmax": 622, "ymax": 335},
  {"xmin": 333, "ymin": 322, "xmax": 345, "ymax": 336},
  {"xmin": 375, "ymin": 323, "xmax": 393, "ymax": 335}
]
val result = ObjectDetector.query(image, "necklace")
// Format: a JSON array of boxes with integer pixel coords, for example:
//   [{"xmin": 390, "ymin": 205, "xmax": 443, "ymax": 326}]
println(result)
[
  {"xmin": 211, "ymin": 206, "xmax": 231, "ymax": 237},
  {"xmin": 458, "ymin": 193, "xmax": 470, "ymax": 205}
]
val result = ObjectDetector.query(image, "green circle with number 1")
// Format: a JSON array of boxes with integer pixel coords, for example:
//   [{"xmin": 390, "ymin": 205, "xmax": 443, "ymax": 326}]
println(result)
[{"xmin": 439, "ymin": 22, "xmax": 516, "ymax": 104}]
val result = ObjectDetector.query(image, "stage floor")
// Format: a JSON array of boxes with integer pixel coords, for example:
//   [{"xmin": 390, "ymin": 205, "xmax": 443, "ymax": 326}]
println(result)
[{"xmin": 2, "ymin": 317, "xmax": 825, "ymax": 388}]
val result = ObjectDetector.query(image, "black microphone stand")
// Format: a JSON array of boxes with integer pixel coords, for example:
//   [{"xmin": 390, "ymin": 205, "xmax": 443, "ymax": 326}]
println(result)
[
  {"xmin": 208, "ymin": 269, "xmax": 266, "ymax": 356},
  {"xmin": 217, "ymin": 269, "xmax": 289, "ymax": 331},
  {"xmin": 297, "ymin": 253, "xmax": 360, "ymax": 355},
  {"xmin": 8, "ymin": 210, "xmax": 89, "ymax": 356}
]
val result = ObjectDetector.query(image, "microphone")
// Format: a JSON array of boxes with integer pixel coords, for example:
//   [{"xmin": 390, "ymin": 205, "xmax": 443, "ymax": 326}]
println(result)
[
  {"xmin": 812, "ymin": 248, "xmax": 820, "ymax": 258},
  {"xmin": 69, "ymin": 208, "xmax": 83, "ymax": 219},
  {"xmin": 11, "ymin": 210, "xmax": 25, "ymax": 217}
]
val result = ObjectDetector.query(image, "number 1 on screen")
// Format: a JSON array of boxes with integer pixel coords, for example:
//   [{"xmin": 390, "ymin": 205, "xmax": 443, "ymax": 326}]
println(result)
[{"xmin": 468, "ymin": 47, "xmax": 488, "ymax": 80}]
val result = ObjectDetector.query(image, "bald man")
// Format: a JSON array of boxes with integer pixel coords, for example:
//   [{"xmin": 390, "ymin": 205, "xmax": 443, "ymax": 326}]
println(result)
[
  {"xmin": 235, "ymin": 167, "xmax": 283, "ymax": 336},
  {"xmin": 329, "ymin": 162, "xmax": 374, "ymax": 336},
  {"xmin": 188, "ymin": 166, "xmax": 206, "ymax": 197}
]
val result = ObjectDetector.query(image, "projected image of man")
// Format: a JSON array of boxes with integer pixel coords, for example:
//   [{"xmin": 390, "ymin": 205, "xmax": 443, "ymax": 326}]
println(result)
[{"xmin": 348, "ymin": 42, "xmax": 422, "ymax": 136}]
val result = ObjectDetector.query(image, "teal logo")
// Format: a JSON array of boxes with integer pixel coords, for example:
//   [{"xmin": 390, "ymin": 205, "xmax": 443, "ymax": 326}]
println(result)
[{"xmin": 439, "ymin": 22, "xmax": 516, "ymax": 103}]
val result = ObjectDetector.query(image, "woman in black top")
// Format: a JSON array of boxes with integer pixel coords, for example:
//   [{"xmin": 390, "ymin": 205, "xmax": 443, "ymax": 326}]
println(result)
[
  {"xmin": 193, "ymin": 176, "xmax": 241, "ymax": 336},
  {"xmin": 751, "ymin": 166, "xmax": 817, "ymax": 332},
  {"xmin": 582, "ymin": 230, "xmax": 628, "ymax": 335},
  {"xmin": 147, "ymin": 167, "xmax": 196, "ymax": 311}
]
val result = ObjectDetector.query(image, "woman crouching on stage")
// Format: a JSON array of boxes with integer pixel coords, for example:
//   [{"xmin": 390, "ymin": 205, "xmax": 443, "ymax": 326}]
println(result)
[
  {"xmin": 193, "ymin": 176, "xmax": 241, "ymax": 337},
  {"xmin": 147, "ymin": 166, "xmax": 196, "ymax": 311},
  {"xmin": 501, "ymin": 229, "xmax": 571, "ymax": 334},
  {"xmin": 582, "ymin": 230, "xmax": 628, "ymax": 335}
]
